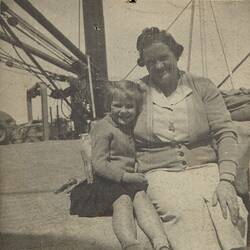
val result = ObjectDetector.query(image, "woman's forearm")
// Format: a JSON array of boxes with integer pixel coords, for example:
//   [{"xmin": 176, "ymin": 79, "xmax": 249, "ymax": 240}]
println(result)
[{"xmin": 217, "ymin": 135, "xmax": 239, "ymax": 182}]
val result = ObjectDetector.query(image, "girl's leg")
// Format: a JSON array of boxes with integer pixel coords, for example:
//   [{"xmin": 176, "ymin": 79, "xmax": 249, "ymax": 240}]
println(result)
[
  {"xmin": 112, "ymin": 194, "xmax": 142, "ymax": 250},
  {"xmin": 133, "ymin": 191, "xmax": 170, "ymax": 250}
]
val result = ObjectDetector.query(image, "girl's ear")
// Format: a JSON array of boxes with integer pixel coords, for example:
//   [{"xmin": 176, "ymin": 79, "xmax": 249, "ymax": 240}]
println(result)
[{"xmin": 137, "ymin": 58, "xmax": 145, "ymax": 67}]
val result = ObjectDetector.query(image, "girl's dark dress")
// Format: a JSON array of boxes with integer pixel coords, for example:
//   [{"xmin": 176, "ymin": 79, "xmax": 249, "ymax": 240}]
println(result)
[{"xmin": 70, "ymin": 115, "xmax": 147, "ymax": 217}]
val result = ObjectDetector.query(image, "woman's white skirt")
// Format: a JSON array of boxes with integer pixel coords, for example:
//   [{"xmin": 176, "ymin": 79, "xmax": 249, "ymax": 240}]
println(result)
[{"xmin": 145, "ymin": 164, "xmax": 248, "ymax": 250}]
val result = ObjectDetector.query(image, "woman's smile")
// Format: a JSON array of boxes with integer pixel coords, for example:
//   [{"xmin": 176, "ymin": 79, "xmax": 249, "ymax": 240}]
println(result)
[{"xmin": 143, "ymin": 42, "xmax": 178, "ymax": 94}]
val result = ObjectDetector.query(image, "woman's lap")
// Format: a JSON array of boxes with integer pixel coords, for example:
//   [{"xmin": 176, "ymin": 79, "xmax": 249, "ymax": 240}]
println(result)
[{"xmin": 145, "ymin": 164, "xmax": 248, "ymax": 250}]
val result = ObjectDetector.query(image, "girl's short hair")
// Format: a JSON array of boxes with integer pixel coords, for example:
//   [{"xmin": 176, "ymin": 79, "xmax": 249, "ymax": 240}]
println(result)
[
  {"xmin": 104, "ymin": 80, "xmax": 143, "ymax": 114},
  {"xmin": 136, "ymin": 27, "xmax": 184, "ymax": 67}
]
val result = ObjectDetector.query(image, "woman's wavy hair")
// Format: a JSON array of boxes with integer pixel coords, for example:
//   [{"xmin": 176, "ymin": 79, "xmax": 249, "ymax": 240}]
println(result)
[
  {"xmin": 136, "ymin": 27, "xmax": 184, "ymax": 67},
  {"xmin": 104, "ymin": 80, "xmax": 144, "ymax": 115}
]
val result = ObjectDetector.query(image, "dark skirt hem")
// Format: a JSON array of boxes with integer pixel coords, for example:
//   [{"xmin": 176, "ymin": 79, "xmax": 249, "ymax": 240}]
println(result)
[{"xmin": 69, "ymin": 175, "xmax": 147, "ymax": 217}]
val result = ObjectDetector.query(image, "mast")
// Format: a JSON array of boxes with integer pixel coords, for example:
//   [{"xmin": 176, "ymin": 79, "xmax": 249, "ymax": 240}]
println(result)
[{"xmin": 82, "ymin": 0, "xmax": 108, "ymax": 117}]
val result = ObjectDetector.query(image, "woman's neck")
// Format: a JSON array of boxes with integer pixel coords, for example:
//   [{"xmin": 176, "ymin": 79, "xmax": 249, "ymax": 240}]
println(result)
[{"xmin": 155, "ymin": 70, "xmax": 180, "ymax": 97}]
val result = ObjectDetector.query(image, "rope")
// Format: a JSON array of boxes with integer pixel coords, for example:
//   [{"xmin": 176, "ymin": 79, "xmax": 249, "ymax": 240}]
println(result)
[
  {"xmin": 0, "ymin": 47, "xmax": 17, "ymax": 59},
  {"xmin": 5, "ymin": 5, "xmax": 75, "ymax": 63},
  {"xmin": 166, "ymin": 0, "xmax": 193, "ymax": 32},
  {"xmin": 15, "ymin": 25, "xmax": 72, "ymax": 64},
  {"xmin": 187, "ymin": 0, "xmax": 195, "ymax": 72},
  {"xmin": 123, "ymin": 0, "xmax": 193, "ymax": 80},
  {"xmin": 1, "ymin": 23, "xmax": 53, "ymax": 90},
  {"xmin": 78, "ymin": 0, "xmax": 81, "ymax": 50},
  {"xmin": 218, "ymin": 52, "xmax": 250, "ymax": 88},
  {"xmin": 122, "ymin": 63, "xmax": 138, "ymax": 80},
  {"xmin": 60, "ymin": 99, "xmax": 71, "ymax": 120},
  {"xmin": 0, "ymin": 65, "xmax": 35, "ymax": 76},
  {"xmin": 202, "ymin": 0, "xmax": 208, "ymax": 77},
  {"xmin": 209, "ymin": 0, "xmax": 234, "ymax": 89},
  {"xmin": 198, "ymin": 0, "xmax": 205, "ymax": 76},
  {"xmin": 0, "ymin": 18, "xmax": 68, "ymax": 97},
  {"xmin": 0, "ymin": 52, "xmax": 68, "ymax": 81}
]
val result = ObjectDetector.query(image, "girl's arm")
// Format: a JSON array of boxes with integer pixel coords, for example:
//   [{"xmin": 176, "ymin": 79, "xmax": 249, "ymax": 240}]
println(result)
[{"xmin": 90, "ymin": 121, "xmax": 125, "ymax": 183}]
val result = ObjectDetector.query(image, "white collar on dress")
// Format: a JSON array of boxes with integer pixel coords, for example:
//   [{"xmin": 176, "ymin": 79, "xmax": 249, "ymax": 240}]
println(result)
[{"xmin": 151, "ymin": 77, "xmax": 193, "ymax": 108}]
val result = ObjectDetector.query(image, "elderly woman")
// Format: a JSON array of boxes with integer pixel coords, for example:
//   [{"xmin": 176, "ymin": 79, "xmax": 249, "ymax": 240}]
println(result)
[{"xmin": 133, "ymin": 27, "xmax": 248, "ymax": 250}]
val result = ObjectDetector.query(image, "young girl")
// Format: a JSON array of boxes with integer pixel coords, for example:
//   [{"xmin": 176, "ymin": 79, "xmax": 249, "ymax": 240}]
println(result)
[{"xmin": 70, "ymin": 80, "xmax": 170, "ymax": 250}]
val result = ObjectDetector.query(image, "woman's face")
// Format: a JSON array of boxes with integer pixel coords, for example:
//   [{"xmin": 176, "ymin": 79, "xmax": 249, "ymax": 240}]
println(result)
[{"xmin": 143, "ymin": 42, "xmax": 178, "ymax": 90}]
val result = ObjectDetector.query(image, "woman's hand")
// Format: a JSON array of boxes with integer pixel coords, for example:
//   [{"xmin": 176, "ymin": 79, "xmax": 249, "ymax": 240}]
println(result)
[
  {"xmin": 212, "ymin": 180, "xmax": 239, "ymax": 225},
  {"xmin": 122, "ymin": 172, "xmax": 148, "ymax": 185}
]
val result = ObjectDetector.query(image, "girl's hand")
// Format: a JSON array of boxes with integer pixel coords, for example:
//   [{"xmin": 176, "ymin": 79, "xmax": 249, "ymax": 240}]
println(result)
[
  {"xmin": 122, "ymin": 172, "xmax": 148, "ymax": 185},
  {"xmin": 212, "ymin": 180, "xmax": 239, "ymax": 225}
]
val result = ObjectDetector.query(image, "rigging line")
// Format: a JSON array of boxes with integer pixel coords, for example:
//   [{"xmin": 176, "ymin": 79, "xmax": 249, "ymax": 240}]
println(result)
[
  {"xmin": 0, "ymin": 63, "xmax": 53, "ymax": 91},
  {"xmin": 122, "ymin": 0, "xmax": 193, "ymax": 80},
  {"xmin": 78, "ymin": 0, "xmax": 81, "ymax": 50},
  {"xmin": 187, "ymin": 0, "xmax": 195, "ymax": 72},
  {"xmin": 1, "ymin": 9, "xmax": 72, "ymax": 63},
  {"xmin": 202, "ymin": 0, "xmax": 208, "ymax": 77},
  {"xmin": 0, "ymin": 53, "xmax": 14, "ymax": 61},
  {"xmin": 0, "ymin": 15, "xmax": 73, "ymax": 110},
  {"xmin": 1, "ymin": 59, "xmax": 63, "ymax": 82},
  {"xmin": 0, "ymin": 54, "xmax": 67, "ymax": 79},
  {"xmin": 0, "ymin": 65, "xmax": 35, "ymax": 76},
  {"xmin": 166, "ymin": 0, "xmax": 193, "ymax": 32},
  {"xmin": 4, "ymin": 5, "xmax": 76, "ymax": 62},
  {"xmin": 1, "ymin": 23, "xmax": 53, "ymax": 91},
  {"xmin": 0, "ymin": 47, "xmax": 25, "ymax": 64},
  {"xmin": 218, "ymin": 52, "xmax": 250, "ymax": 88},
  {"xmin": 17, "ymin": 21, "xmax": 74, "ymax": 64},
  {"xmin": 0, "ymin": 52, "xmax": 45, "ymax": 71},
  {"xmin": 209, "ymin": 0, "xmax": 234, "ymax": 89},
  {"xmin": 60, "ymin": 99, "xmax": 71, "ymax": 120},
  {"xmin": 0, "ymin": 46, "xmax": 15, "ymax": 58},
  {"xmin": 11, "ymin": 42, "xmax": 53, "ymax": 90},
  {"xmin": 11, "ymin": 45, "xmax": 53, "ymax": 90},
  {"xmin": 198, "ymin": 0, "xmax": 205, "ymax": 76},
  {"xmin": 14, "ymin": 25, "xmax": 72, "ymax": 65},
  {"xmin": 122, "ymin": 63, "xmax": 138, "ymax": 80}
]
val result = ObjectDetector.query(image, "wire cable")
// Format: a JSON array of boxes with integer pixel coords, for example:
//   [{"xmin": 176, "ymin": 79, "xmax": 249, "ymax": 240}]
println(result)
[
  {"xmin": 0, "ymin": 56, "xmax": 66, "ymax": 83},
  {"xmin": 209, "ymin": 0, "xmax": 234, "ymax": 89},
  {"xmin": 14, "ymin": 25, "xmax": 72, "ymax": 64},
  {"xmin": 4, "ymin": 5, "xmax": 76, "ymax": 63},
  {"xmin": 122, "ymin": 63, "xmax": 138, "ymax": 80},
  {"xmin": 202, "ymin": 0, "xmax": 208, "ymax": 77},
  {"xmin": 60, "ymin": 99, "xmax": 71, "ymax": 120},
  {"xmin": 198, "ymin": 0, "xmax": 205, "ymax": 76},
  {"xmin": 78, "ymin": 0, "xmax": 81, "ymax": 50},
  {"xmin": 1, "ymin": 22, "xmax": 54, "ymax": 90},
  {"xmin": 122, "ymin": 0, "xmax": 193, "ymax": 80},
  {"xmin": 166, "ymin": 0, "xmax": 193, "ymax": 32}
]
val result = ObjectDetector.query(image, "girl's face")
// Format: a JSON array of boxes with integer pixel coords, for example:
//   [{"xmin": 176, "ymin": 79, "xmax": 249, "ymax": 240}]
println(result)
[
  {"xmin": 111, "ymin": 94, "xmax": 137, "ymax": 127},
  {"xmin": 143, "ymin": 42, "xmax": 178, "ymax": 91}
]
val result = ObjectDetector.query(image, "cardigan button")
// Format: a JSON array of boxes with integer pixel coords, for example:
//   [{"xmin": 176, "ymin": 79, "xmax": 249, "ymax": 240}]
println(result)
[
  {"xmin": 182, "ymin": 161, "xmax": 187, "ymax": 165},
  {"xmin": 178, "ymin": 151, "xmax": 184, "ymax": 157}
]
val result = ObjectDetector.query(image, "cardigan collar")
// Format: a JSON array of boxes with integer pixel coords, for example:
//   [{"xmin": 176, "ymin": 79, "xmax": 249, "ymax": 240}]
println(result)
[{"xmin": 105, "ymin": 114, "xmax": 134, "ymax": 135}]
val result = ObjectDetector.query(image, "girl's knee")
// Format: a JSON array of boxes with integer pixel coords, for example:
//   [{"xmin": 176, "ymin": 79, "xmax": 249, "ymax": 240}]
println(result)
[
  {"xmin": 134, "ymin": 190, "xmax": 147, "ymax": 199},
  {"xmin": 113, "ymin": 194, "xmax": 133, "ymax": 209}
]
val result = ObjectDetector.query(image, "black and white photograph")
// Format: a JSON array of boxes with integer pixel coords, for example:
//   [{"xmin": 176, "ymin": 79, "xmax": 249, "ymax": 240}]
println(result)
[{"xmin": 0, "ymin": 0, "xmax": 250, "ymax": 249}]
